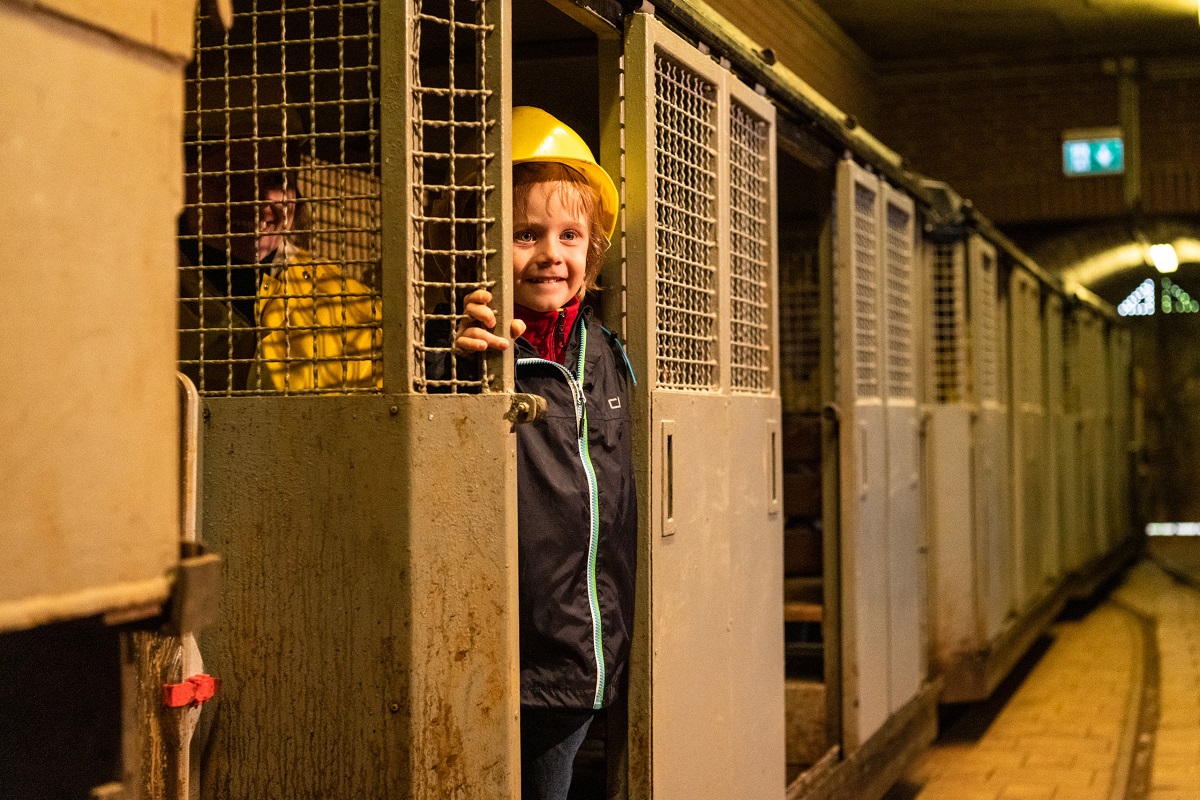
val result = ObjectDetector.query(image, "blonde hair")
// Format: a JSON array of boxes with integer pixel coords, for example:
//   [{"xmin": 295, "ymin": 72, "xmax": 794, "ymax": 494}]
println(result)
[{"xmin": 513, "ymin": 162, "xmax": 611, "ymax": 293}]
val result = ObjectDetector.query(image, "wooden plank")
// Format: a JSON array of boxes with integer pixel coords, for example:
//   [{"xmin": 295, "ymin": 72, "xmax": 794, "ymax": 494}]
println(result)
[
  {"xmin": 785, "ymin": 602, "xmax": 824, "ymax": 623},
  {"xmin": 787, "ymin": 679, "xmax": 941, "ymax": 800}
]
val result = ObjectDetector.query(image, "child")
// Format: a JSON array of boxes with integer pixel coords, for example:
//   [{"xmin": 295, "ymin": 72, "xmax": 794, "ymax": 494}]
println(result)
[{"xmin": 455, "ymin": 107, "xmax": 636, "ymax": 800}]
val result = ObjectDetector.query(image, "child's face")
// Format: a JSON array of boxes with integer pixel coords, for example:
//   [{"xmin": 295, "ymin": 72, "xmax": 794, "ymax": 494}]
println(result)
[{"xmin": 512, "ymin": 181, "xmax": 589, "ymax": 313}]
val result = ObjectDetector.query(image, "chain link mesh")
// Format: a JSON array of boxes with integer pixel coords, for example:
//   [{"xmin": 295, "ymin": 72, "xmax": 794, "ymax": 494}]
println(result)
[
  {"xmin": 729, "ymin": 101, "xmax": 773, "ymax": 394},
  {"xmin": 930, "ymin": 243, "xmax": 966, "ymax": 404},
  {"xmin": 410, "ymin": 0, "xmax": 496, "ymax": 393},
  {"xmin": 883, "ymin": 201, "xmax": 913, "ymax": 400},
  {"xmin": 654, "ymin": 52, "xmax": 719, "ymax": 391},
  {"xmin": 972, "ymin": 247, "xmax": 999, "ymax": 403},
  {"xmin": 180, "ymin": 0, "xmax": 383, "ymax": 396},
  {"xmin": 852, "ymin": 181, "xmax": 880, "ymax": 399},
  {"xmin": 780, "ymin": 238, "xmax": 820, "ymax": 412}
]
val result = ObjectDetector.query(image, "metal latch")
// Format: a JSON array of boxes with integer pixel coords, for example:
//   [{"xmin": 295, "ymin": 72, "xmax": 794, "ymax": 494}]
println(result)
[
  {"xmin": 507, "ymin": 393, "xmax": 547, "ymax": 426},
  {"xmin": 166, "ymin": 541, "xmax": 223, "ymax": 636}
]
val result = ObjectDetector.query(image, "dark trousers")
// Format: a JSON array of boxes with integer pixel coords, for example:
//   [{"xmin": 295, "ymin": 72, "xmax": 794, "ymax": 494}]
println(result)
[{"xmin": 520, "ymin": 707, "xmax": 595, "ymax": 800}]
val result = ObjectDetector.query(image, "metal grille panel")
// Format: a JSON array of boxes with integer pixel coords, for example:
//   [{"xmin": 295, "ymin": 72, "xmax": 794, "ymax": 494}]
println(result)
[
  {"xmin": 884, "ymin": 201, "xmax": 913, "ymax": 400},
  {"xmin": 729, "ymin": 101, "xmax": 772, "ymax": 394},
  {"xmin": 180, "ymin": 0, "xmax": 383, "ymax": 396},
  {"xmin": 853, "ymin": 182, "xmax": 880, "ymax": 399},
  {"xmin": 930, "ymin": 243, "xmax": 966, "ymax": 403},
  {"xmin": 973, "ymin": 248, "xmax": 999, "ymax": 403},
  {"xmin": 780, "ymin": 240, "xmax": 819, "ymax": 412},
  {"xmin": 410, "ymin": 0, "xmax": 497, "ymax": 392},
  {"xmin": 654, "ymin": 52, "xmax": 719, "ymax": 391}
]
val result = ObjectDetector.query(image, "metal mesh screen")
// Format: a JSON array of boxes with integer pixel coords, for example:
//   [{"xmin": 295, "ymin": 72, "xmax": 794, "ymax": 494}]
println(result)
[
  {"xmin": 852, "ymin": 181, "xmax": 880, "ymax": 399},
  {"xmin": 1015, "ymin": 278, "xmax": 1044, "ymax": 406},
  {"xmin": 780, "ymin": 238, "xmax": 820, "ymax": 412},
  {"xmin": 972, "ymin": 248, "xmax": 998, "ymax": 403},
  {"xmin": 930, "ymin": 243, "xmax": 966, "ymax": 404},
  {"xmin": 409, "ymin": 0, "xmax": 497, "ymax": 393},
  {"xmin": 180, "ymin": 0, "xmax": 383, "ymax": 396},
  {"xmin": 1045, "ymin": 296, "xmax": 1065, "ymax": 413},
  {"xmin": 729, "ymin": 101, "xmax": 772, "ymax": 394},
  {"xmin": 883, "ymin": 201, "xmax": 913, "ymax": 400},
  {"xmin": 654, "ymin": 51, "xmax": 719, "ymax": 391}
]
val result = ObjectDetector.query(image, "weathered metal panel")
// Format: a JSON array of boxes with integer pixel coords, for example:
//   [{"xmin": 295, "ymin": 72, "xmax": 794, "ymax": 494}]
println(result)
[
  {"xmin": 968, "ymin": 235, "xmax": 1012, "ymax": 641},
  {"xmin": 1042, "ymin": 294, "xmax": 1065, "ymax": 586},
  {"xmin": 1009, "ymin": 269, "xmax": 1047, "ymax": 609},
  {"xmin": 728, "ymin": 395, "xmax": 786, "ymax": 797},
  {"xmin": 198, "ymin": 395, "xmax": 518, "ymax": 799},
  {"xmin": 0, "ymin": 0, "xmax": 186, "ymax": 633},
  {"xmin": 1108, "ymin": 329, "xmax": 1133, "ymax": 546},
  {"xmin": 650, "ymin": 392, "xmax": 736, "ymax": 800},
  {"xmin": 880, "ymin": 184, "xmax": 922, "ymax": 713},
  {"xmin": 1059, "ymin": 313, "xmax": 1085, "ymax": 575},
  {"xmin": 834, "ymin": 158, "xmax": 888, "ymax": 748},
  {"xmin": 626, "ymin": 13, "xmax": 784, "ymax": 797},
  {"xmin": 927, "ymin": 406, "xmax": 977, "ymax": 667}
]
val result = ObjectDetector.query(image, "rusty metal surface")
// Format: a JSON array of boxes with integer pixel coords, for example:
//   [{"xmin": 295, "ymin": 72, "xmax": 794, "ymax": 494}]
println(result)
[
  {"xmin": 198, "ymin": 394, "xmax": 517, "ymax": 799},
  {"xmin": 0, "ymin": 0, "xmax": 182, "ymax": 634}
]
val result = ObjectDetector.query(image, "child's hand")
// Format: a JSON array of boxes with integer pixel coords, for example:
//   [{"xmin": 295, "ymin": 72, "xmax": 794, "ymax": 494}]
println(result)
[{"xmin": 454, "ymin": 289, "xmax": 527, "ymax": 353}]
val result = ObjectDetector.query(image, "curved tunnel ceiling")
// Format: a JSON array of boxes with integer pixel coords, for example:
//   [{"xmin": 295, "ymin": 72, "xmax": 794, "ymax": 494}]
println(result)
[{"xmin": 1020, "ymin": 218, "xmax": 1200, "ymax": 301}]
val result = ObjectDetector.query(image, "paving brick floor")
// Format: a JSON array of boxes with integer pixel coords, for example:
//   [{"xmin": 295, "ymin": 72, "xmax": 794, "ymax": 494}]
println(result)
[{"xmin": 889, "ymin": 558, "xmax": 1200, "ymax": 800}]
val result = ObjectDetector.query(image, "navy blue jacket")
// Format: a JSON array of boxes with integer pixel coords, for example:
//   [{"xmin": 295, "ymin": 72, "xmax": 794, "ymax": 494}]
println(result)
[{"xmin": 514, "ymin": 310, "xmax": 637, "ymax": 710}]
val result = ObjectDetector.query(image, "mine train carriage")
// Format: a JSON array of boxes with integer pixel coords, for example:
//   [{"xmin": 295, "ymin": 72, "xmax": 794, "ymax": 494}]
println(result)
[{"xmin": 2, "ymin": 0, "xmax": 1136, "ymax": 798}]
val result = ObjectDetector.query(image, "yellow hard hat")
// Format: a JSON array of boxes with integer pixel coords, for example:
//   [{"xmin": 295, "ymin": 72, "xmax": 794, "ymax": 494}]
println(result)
[{"xmin": 512, "ymin": 106, "xmax": 619, "ymax": 239}]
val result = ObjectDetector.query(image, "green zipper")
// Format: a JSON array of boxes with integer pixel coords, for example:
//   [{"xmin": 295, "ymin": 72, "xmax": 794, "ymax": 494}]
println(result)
[{"xmin": 516, "ymin": 324, "xmax": 606, "ymax": 708}]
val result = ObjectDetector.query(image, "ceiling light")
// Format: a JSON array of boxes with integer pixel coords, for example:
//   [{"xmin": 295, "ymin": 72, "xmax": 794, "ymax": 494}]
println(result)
[{"xmin": 1150, "ymin": 243, "xmax": 1179, "ymax": 273}]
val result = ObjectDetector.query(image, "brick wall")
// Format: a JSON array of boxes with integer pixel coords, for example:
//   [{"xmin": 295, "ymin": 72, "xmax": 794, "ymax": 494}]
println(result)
[
  {"xmin": 878, "ymin": 59, "xmax": 1200, "ymax": 224},
  {"xmin": 704, "ymin": 0, "xmax": 879, "ymax": 129}
]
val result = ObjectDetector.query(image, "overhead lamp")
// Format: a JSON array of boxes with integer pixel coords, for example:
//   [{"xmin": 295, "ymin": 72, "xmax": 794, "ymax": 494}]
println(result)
[{"xmin": 1149, "ymin": 243, "xmax": 1179, "ymax": 274}]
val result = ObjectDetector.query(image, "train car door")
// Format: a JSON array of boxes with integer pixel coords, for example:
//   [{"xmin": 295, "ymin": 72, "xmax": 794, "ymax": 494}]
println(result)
[
  {"xmin": 182, "ymin": 2, "xmax": 521, "ymax": 796},
  {"xmin": 1076, "ymin": 308, "xmax": 1108, "ymax": 562},
  {"xmin": 1108, "ymin": 328, "xmax": 1133, "ymax": 546},
  {"xmin": 880, "ymin": 185, "xmax": 923, "ymax": 714},
  {"xmin": 833, "ymin": 158, "xmax": 889, "ymax": 747},
  {"xmin": 1060, "ymin": 309, "xmax": 1085, "ymax": 574},
  {"xmin": 1009, "ymin": 269, "xmax": 1046, "ymax": 607},
  {"xmin": 968, "ymin": 234, "xmax": 1011, "ymax": 640},
  {"xmin": 624, "ymin": 12, "xmax": 785, "ymax": 799},
  {"xmin": 924, "ymin": 238, "xmax": 979, "ymax": 692},
  {"xmin": 1043, "ymin": 293, "xmax": 1065, "ymax": 586}
]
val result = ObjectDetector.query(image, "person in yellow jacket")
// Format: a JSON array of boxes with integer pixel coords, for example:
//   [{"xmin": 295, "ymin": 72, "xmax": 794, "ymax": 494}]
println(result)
[{"xmin": 253, "ymin": 178, "xmax": 382, "ymax": 392}]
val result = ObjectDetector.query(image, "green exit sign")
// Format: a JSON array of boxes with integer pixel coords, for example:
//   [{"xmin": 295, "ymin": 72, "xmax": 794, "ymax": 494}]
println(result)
[{"xmin": 1062, "ymin": 127, "xmax": 1124, "ymax": 177}]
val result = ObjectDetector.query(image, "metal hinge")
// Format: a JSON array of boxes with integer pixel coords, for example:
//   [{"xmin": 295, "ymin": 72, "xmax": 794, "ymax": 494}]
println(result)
[{"xmin": 165, "ymin": 542, "xmax": 223, "ymax": 637}]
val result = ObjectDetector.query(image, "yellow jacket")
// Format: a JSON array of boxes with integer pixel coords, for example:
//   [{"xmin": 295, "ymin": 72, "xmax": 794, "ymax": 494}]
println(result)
[{"xmin": 255, "ymin": 247, "xmax": 382, "ymax": 392}]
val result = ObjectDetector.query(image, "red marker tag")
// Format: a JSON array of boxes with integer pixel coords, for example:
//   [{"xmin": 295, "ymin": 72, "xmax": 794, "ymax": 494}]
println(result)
[{"xmin": 162, "ymin": 674, "xmax": 221, "ymax": 708}]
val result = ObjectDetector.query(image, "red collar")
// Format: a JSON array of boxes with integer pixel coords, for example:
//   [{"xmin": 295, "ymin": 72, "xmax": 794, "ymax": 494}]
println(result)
[{"xmin": 515, "ymin": 297, "xmax": 581, "ymax": 364}]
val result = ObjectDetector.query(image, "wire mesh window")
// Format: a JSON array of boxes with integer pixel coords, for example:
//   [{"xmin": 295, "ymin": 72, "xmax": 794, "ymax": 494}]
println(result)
[
  {"xmin": 179, "ymin": 0, "xmax": 383, "ymax": 396},
  {"xmin": 780, "ymin": 236, "xmax": 820, "ymax": 413},
  {"xmin": 654, "ymin": 51, "xmax": 719, "ymax": 391},
  {"xmin": 883, "ymin": 200, "xmax": 913, "ymax": 400},
  {"xmin": 409, "ymin": 0, "xmax": 498, "ymax": 393},
  {"xmin": 1045, "ymin": 296, "xmax": 1065, "ymax": 413},
  {"xmin": 1015, "ymin": 279, "xmax": 1044, "ymax": 406},
  {"xmin": 972, "ymin": 247, "xmax": 998, "ymax": 404},
  {"xmin": 852, "ymin": 181, "xmax": 880, "ymax": 399},
  {"xmin": 729, "ymin": 101, "xmax": 772, "ymax": 394},
  {"xmin": 929, "ymin": 243, "xmax": 966, "ymax": 404}
]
